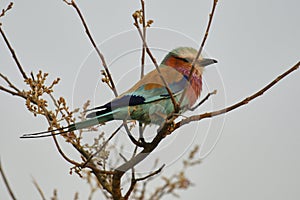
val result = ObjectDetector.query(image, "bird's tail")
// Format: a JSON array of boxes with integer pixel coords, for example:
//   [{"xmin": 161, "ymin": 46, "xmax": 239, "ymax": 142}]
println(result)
[{"xmin": 20, "ymin": 112, "xmax": 114, "ymax": 139}]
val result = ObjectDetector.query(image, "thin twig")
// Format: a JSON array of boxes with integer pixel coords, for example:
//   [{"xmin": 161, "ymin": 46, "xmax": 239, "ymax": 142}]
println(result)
[
  {"xmin": 32, "ymin": 176, "xmax": 46, "ymax": 200},
  {"xmin": 0, "ymin": 2, "xmax": 13, "ymax": 18},
  {"xmin": 124, "ymin": 141, "xmax": 141, "ymax": 199},
  {"xmin": 82, "ymin": 124, "xmax": 123, "ymax": 167},
  {"xmin": 63, "ymin": 0, "xmax": 118, "ymax": 97},
  {"xmin": 0, "ymin": 85, "xmax": 19, "ymax": 96},
  {"xmin": 0, "ymin": 159, "xmax": 17, "ymax": 200},
  {"xmin": 124, "ymin": 168, "xmax": 136, "ymax": 200},
  {"xmin": 188, "ymin": 90, "xmax": 217, "ymax": 111},
  {"xmin": 124, "ymin": 164, "xmax": 165, "ymax": 199},
  {"xmin": 53, "ymin": 132, "xmax": 80, "ymax": 165},
  {"xmin": 132, "ymin": 15, "xmax": 179, "ymax": 112},
  {"xmin": 62, "ymin": 2, "xmax": 138, "ymax": 176},
  {"xmin": 178, "ymin": 0, "xmax": 218, "ymax": 107},
  {"xmin": 123, "ymin": 142, "xmax": 140, "ymax": 199},
  {"xmin": 36, "ymin": 105, "xmax": 80, "ymax": 165},
  {"xmin": 140, "ymin": 0, "xmax": 146, "ymax": 79},
  {"xmin": 0, "ymin": 26, "xmax": 28, "ymax": 80},
  {"xmin": 176, "ymin": 61, "xmax": 300, "ymax": 128},
  {"xmin": 137, "ymin": 0, "xmax": 152, "ymax": 128},
  {"xmin": 136, "ymin": 164, "xmax": 165, "ymax": 182},
  {"xmin": 47, "ymin": 93, "xmax": 81, "ymax": 166},
  {"xmin": 138, "ymin": 158, "xmax": 159, "ymax": 199},
  {"xmin": 0, "ymin": 73, "xmax": 21, "ymax": 93}
]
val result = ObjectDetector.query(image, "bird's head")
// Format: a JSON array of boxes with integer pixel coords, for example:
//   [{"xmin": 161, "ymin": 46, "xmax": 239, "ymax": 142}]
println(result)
[{"xmin": 162, "ymin": 47, "xmax": 217, "ymax": 72}]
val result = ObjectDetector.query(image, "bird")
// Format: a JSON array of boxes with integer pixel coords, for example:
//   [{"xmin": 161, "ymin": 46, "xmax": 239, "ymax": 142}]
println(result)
[{"xmin": 21, "ymin": 47, "xmax": 217, "ymax": 138}]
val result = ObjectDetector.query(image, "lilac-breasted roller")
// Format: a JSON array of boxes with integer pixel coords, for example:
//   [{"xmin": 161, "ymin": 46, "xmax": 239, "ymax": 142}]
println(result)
[{"xmin": 21, "ymin": 47, "xmax": 217, "ymax": 138}]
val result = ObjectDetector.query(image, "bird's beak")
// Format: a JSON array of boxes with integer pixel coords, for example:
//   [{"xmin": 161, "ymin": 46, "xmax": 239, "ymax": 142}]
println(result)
[{"xmin": 198, "ymin": 58, "xmax": 218, "ymax": 67}]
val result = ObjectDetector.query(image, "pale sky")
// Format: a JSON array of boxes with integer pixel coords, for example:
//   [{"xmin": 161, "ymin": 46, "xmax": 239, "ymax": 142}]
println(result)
[{"xmin": 1, "ymin": 0, "xmax": 299, "ymax": 199}]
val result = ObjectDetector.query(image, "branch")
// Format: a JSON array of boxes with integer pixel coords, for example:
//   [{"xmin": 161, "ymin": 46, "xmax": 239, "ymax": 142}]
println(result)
[
  {"xmin": 0, "ymin": 72, "xmax": 27, "ymax": 99},
  {"xmin": 47, "ymin": 94, "xmax": 81, "ymax": 166},
  {"xmin": 2, "ymin": 5, "xmax": 114, "ymax": 193},
  {"xmin": 0, "ymin": 73, "xmax": 21, "ymax": 93},
  {"xmin": 32, "ymin": 177, "xmax": 46, "ymax": 200},
  {"xmin": 132, "ymin": 12, "xmax": 179, "ymax": 112},
  {"xmin": 0, "ymin": 85, "xmax": 19, "ymax": 96},
  {"xmin": 63, "ymin": 0, "xmax": 118, "ymax": 97},
  {"xmin": 124, "ymin": 164, "xmax": 165, "ymax": 199},
  {"xmin": 140, "ymin": 0, "xmax": 146, "ymax": 79},
  {"xmin": 0, "ymin": 28, "xmax": 82, "ymax": 167},
  {"xmin": 136, "ymin": 164, "xmax": 165, "ymax": 182},
  {"xmin": 178, "ymin": 0, "xmax": 218, "ymax": 106},
  {"xmin": 0, "ymin": 159, "xmax": 17, "ymax": 200},
  {"xmin": 111, "ymin": 61, "xmax": 299, "ymax": 199},
  {"xmin": 112, "ymin": 121, "xmax": 174, "ymax": 199},
  {"xmin": 123, "ymin": 142, "xmax": 140, "ymax": 199},
  {"xmin": 0, "ymin": 41, "xmax": 81, "ymax": 166},
  {"xmin": 0, "ymin": 26, "xmax": 28, "ymax": 80},
  {"xmin": 0, "ymin": 2, "xmax": 13, "ymax": 18},
  {"xmin": 176, "ymin": 61, "xmax": 300, "ymax": 128},
  {"xmin": 188, "ymin": 90, "xmax": 217, "ymax": 111},
  {"xmin": 61, "ymin": 4, "xmax": 142, "ymax": 183}
]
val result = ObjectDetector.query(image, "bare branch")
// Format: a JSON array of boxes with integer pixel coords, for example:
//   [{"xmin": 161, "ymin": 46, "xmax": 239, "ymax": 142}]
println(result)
[
  {"xmin": 111, "ymin": 61, "xmax": 299, "ymax": 199},
  {"xmin": 178, "ymin": 0, "xmax": 218, "ymax": 107},
  {"xmin": 63, "ymin": 0, "xmax": 118, "ymax": 96},
  {"xmin": 0, "ymin": 2, "xmax": 13, "ymax": 18},
  {"xmin": 136, "ymin": 164, "xmax": 165, "ymax": 182},
  {"xmin": 123, "ymin": 143, "xmax": 140, "ymax": 199},
  {"xmin": 32, "ymin": 177, "xmax": 46, "ymax": 200},
  {"xmin": 0, "ymin": 26, "xmax": 28, "ymax": 80},
  {"xmin": 188, "ymin": 90, "xmax": 217, "ymax": 111},
  {"xmin": 0, "ymin": 85, "xmax": 20, "ymax": 96},
  {"xmin": 140, "ymin": 0, "xmax": 146, "ymax": 79},
  {"xmin": 132, "ymin": 12, "xmax": 179, "ymax": 112},
  {"xmin": 0, "ymin": 73, "xmax": 21, "ymax": 93},
  {"xmin": 0, "ymin": 159, "xmax": 17, "ymax": 200},
  {"xmin": 124, "ymin": 164, "xmax": 165, "ymax": 199},
  {"xmin": 148, "ymin": 146, "xmax": 200, "ymax": 200},
  {"xmin": 176, "ymin": 61, "xmax": 300, "ymax": 128}
]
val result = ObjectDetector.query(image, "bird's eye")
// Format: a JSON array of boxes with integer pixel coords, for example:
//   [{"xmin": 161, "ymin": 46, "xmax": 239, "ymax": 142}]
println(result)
[{"xmin": 174, "ymin": 56, "xmax": 190, "ymax": 63}]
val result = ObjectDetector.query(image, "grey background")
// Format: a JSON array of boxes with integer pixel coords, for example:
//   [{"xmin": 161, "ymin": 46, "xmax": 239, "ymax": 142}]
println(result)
[{"xmin": 1, "ymin": 0, "xmax": 300, "ymax": 199}]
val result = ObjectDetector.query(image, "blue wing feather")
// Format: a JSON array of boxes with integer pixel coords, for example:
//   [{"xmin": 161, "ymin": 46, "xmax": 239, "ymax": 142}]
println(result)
[{"xmin": 86, "ymin": 75, "xmax": 187, "ymax": 118}]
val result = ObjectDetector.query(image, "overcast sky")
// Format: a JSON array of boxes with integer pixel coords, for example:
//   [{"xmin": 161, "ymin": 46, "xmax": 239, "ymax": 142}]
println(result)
[{"xmin": 1, "ymin": 0, "xmax": 300, "ymax": 199}]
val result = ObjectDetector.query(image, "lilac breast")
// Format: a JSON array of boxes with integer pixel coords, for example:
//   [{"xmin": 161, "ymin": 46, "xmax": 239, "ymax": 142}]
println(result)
[{"xmin": 175, "ymin": 67, "xmax": 203, "ymax": 106}]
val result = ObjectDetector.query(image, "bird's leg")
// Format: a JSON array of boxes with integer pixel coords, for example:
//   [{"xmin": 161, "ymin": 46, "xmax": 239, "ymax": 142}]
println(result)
[
  {"xmin": 188, "ymin": 90, "xmax": 217, "ymax": 111},
  {"xmin": 123, "ymin": 120, "xmax": 145, "ymax": 147},
  {"xmin": 139, "ymin": 122, "xmax": 146, "ymax": 144}
]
